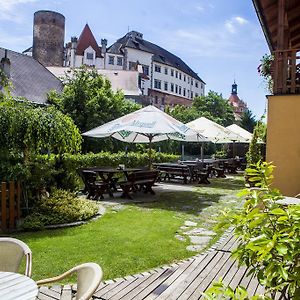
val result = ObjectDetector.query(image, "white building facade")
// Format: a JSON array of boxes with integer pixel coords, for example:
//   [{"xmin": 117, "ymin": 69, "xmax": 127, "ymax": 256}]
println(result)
[{"xmin": 64, "ymin": 28, "xmax": 206, "ymax": 107}]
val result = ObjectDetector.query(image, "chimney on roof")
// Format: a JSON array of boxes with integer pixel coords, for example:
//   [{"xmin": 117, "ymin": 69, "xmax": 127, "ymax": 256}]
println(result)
[
  {"xmin": 0, "ymin": 49, "xmax": 11, "ymax": 78},
  {"xmin": 128, "ymin": 31, "xmax": 143, "ymax": 40},
  {"xmin": 71, "ymin": 36, "xmax": 78, "ymax": 49},
  {"xmin": 101, "ymin": 39, "xmax": 107, "ymax": 55},
  {"xmin": 69, "ymin": 37, "xmax": 78, "ymax": 68}
]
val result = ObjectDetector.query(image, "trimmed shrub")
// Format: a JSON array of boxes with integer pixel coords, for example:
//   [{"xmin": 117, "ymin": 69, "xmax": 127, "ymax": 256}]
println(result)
[{"xmin": 22, "ymin": 189, "xmax": 98, "ymax": 231}]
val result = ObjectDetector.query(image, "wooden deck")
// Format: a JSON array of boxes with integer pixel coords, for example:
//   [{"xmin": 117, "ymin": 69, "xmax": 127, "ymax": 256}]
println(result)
[{"xmin": 37, "ymin": 233, "xmax": 267, "ymax": 300}]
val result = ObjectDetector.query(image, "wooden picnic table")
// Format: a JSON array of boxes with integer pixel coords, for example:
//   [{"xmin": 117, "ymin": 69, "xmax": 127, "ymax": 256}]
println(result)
[
  {"xmin": 89, "ymin": 168, "xmax": 142, "ymax": 191},
  {"xmin": 153, "ymin": 163, "xmax": 192, "ymax": 184}
]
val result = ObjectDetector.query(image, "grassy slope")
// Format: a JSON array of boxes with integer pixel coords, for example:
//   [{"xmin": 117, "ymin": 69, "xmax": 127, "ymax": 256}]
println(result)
[{"xmin": 14, "ymin": 176, "xmax": 244, "ymax": 281}]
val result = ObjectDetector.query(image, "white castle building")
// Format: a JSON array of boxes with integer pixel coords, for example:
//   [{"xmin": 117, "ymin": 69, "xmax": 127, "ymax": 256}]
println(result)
[{"xmin": 24, "ymin": 11, "xmax": 205, "ymax": 107}]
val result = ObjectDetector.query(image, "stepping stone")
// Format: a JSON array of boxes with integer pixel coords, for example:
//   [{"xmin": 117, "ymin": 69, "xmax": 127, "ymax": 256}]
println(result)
[
  {"xmin": 184, "ymin": 228, "xmax": 216, "ymax": 236},
  {"xmin": 175, "ymin": 235, "xmax": 186, "ymax": 241},
  {"xmin": 189, "ymin": 235, "xmax": 211, "ymax": 245},
  {"xmin": 184, "ymin": 221, "xmax": 197, "ymax": 227},
  {"xmin": 180, "ymin": 226, "xmax": 189, "ymax": 230},
  {"xmin": 186, "ymin": 245, "xmax": 204, "ymax": 252},
  {"xmin": 182, "ymin": 206, "xmax": 193, "ymax": 210},
  {"xmin": 112, "ymin": 205, "xmax": 124, "ymax": 211},
  {"xmin": 201, "ymin": 201, "xmax": 213, "ymax": 205}
]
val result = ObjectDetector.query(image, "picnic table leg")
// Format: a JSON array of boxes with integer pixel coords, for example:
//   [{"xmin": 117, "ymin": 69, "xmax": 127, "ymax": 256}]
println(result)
[{"xmin": 144, "ymin": 183, "xmax": 155, "ymax": 195}]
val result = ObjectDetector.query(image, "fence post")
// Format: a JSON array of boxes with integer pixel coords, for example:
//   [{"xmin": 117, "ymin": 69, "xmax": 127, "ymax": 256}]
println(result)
[{"xmin": 0, "ymin": 181, "xmax": 21, "ymax": 231}]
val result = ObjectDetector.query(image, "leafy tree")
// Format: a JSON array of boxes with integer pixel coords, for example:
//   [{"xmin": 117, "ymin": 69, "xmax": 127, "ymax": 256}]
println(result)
[
  {"xmin": 48, "ymin": 66, "xmax": 141, "ymax": 152},
  {"xmin": 240, "ymin": 109, "xmax": 257, "ymax": 133},
  {"xmin": 0, "ymin": 99, "xmax": 82, "ymax": 158},
  {"xmin": 246, "ymin": 118, "xmax": 266, "ymax": 165},
  {"xmin": 192, "ymin": 91, "xmax": 235, "ymax": 126}
]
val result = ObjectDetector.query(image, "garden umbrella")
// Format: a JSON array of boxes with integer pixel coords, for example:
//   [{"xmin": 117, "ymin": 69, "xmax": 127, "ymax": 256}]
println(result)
[
  {"xmin": 82, "ymin": 105, "xmax": 208, "ymax": 164},
  {"xmin": 226, "ymin": 124, "xmax": 252, "ymax": 143},
  {"xmin": 186, "ymin": 117, "xmax": 246, "ymax": 160},
  {"xmin": 186, "ymin": 117, "xmax": 246, "ymax": 143}
]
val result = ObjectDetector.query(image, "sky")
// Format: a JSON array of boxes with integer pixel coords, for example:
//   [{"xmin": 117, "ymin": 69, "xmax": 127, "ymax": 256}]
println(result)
[{"xmin": 0, "ymin": 0, "xmax": 270, "ymax": 118}]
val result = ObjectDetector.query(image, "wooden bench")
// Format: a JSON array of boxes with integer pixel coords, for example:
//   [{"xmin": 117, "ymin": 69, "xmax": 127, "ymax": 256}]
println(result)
[
  {"xmin": 119, "ymin": 170, "xmax": 159, "ymax": 199},
  {"xmin": 80, "ymin": 170, "xmax": 111, "ymax": 199},
  {"xmin": 193, "ymin": 165, "xmax": 212, "ymax": 184},
  {"xmin": 224, "ymin": 160, "xmax": 239, "ymax": 174},
  {"xmin": 154, "ymin": 164, "xmax": 191, "ymax": 184}
]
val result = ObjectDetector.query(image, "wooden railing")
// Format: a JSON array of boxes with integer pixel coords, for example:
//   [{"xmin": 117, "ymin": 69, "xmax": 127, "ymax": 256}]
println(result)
[
  {"xmin": 0, "ymin": 181, "xmax": 21, "ymax": 231},
  {"xmin": 273, "ymin": 49, "xmax": 300, "ymax": 95}
]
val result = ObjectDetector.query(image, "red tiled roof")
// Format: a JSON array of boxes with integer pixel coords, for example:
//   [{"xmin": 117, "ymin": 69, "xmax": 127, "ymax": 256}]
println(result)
[
  {"xmin": 228, "ymin": 94, "xmax": 247, "ymax": 108},
  {"xmin": 76, "ymin": 24, "xmax": 102, "ymax": 58}
]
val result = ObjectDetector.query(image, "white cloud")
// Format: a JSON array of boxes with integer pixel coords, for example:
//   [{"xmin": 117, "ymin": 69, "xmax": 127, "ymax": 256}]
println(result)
[
  {"xmin": 235, "ymin": 16, "xmax": 248, "ymax": 25},
  {"xmin": 0, "ymin": 0, "xmax": 38, "ymax": 22},
  {"xmin": 156, "ymin": 19, "xmax": 264, "ymax": 61},
  {"xmin": 195, "ymin": 5, "xmax": 204, "ymax": 12},
  {"xmin": 225, "ymin": 16, "xmax": 248, "ymax": 34}
]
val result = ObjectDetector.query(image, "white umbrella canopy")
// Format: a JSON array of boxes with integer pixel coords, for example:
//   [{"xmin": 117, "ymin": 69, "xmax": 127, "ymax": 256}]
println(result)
[
  {"xmin": 226, "ymin": 124, "xmax": 252, "ymax": 143},
  {"xmin": 82, "ymin": 105, "xmax": 208, "ymax": 143},
  {"xmin": 186, "ymin": 117, "xmax": 246, "ymax": 143}
]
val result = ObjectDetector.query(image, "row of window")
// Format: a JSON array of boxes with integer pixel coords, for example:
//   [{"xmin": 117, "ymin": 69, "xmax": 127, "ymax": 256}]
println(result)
[
  {"xmin": 154, "ymin": 79, "xmax": 198, "ymax": 98},
  {"xmin": 154, "ymin": 64, "xmax": 200, "ymax": 88},
  {"xmin": 108, "ymin": 55, "xmax": 123, "ymax": 66}
]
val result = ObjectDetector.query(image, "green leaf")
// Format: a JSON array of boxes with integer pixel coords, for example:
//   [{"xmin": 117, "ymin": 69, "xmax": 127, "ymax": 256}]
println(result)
[
  {"xmin": 278, "ymin": 265, "xmax": 288, "ymax": 281},
  {"xmin": 275, "ymin": 244, "xmax": 288, "ymax": 255},
  {"xmin": 270, "ymin": 208, "xmax": 286, "ymax": 215}
]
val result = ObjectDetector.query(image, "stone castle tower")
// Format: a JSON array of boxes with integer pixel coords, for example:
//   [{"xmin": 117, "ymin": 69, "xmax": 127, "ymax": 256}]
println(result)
[
  {"xmin": 33, "ymin": 10, "xmax": 65, "ymax": 67},
  {"xmin": 228, "ymin": 81, "xmax": 248, "ymax": 120}
]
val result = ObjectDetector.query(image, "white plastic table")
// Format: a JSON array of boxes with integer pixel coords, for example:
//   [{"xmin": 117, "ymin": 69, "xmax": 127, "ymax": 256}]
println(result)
[{"xmin": 0, "ymin": 271, "xmax": 38, "ymax": 300}]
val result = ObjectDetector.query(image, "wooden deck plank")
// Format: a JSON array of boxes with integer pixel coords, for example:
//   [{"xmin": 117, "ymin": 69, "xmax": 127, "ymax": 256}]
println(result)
[
  {"xmin": 176, "ymin": 252, "xmax": 228, "ymax": 300},
  {"xmin": 198, "ymin": 252, "xmax": 237, "ymax": 300},
  {"xmin": 94, "ymin": 280, "xmax": 130, "ymax": 298},
  {"xmin": 163, "ymin": 252, "xmax": 219, "ymax": 300},
  {"xmin": 118, "ymin": 268, "xmax": 172, "ymax": 300},
  {"xmin": 60, "ymin": 285, "xmax": 72, "ymax": 300},
  {"xmin": 131, "ymin": 268, "xmax": 176, "ymax": 300},
  {"xmin": 221, "ymin": 260, "xmax": 240, "ymax": 286},
  {"xmin": 148, "ymin": 257, "xmax": 205, "ymax": 300},
  {"xmin": 187, "ymin": 252, "xmax": 234, "ymax": 300},
  {"xmin": 213, "ymin": 230, "xmax": 236, "ymax": 251},
  {"xmin": 108, "ymin": 273, "xmax": 159, "ymax": 300},
  {"xmin": 255, "ymin": 283, "xmax": 265, "ymax": 295},
  {"xmin": 227, "ymin": 264, "xmax": 248, "ymax": 290},
  {"xmin": 246, "ymin": 274, "xmax": 260, "ymax": 296},
  {"xmin": 38, "ymin": 287, "xmax": 60, "ymax": 300}
]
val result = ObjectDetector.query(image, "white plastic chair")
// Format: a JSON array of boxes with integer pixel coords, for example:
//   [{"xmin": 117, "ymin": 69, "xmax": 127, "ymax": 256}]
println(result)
[
  {"xmin": 37, "ymin": 262, "xmax": 103, "ymax": 300},
  {"xmin": 0, "ymin": 237, "xmax": 32, "ymax": 277}
]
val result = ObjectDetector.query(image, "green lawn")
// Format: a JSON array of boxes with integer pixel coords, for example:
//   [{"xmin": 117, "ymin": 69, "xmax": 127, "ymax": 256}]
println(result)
[{"xmin": 13, "ymin": 175, "xmax": 244, "ymax": 281}]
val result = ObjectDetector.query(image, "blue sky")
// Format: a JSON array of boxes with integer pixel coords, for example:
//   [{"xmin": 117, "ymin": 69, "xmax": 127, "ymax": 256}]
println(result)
[{"xmin": 0, "ymin": 0, "xmax": 270, "ymax": 118}]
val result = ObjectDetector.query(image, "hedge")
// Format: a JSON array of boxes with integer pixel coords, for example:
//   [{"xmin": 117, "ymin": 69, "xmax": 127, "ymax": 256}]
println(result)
[{"xmin": 60, "ymin": 151, "xmax": 179, "ymax": 190}]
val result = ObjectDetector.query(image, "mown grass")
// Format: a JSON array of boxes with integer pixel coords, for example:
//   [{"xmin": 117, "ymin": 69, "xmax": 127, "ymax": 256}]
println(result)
[{"xmin": 13, "ymin": 175, "xmax": 244, "ymax": 282}]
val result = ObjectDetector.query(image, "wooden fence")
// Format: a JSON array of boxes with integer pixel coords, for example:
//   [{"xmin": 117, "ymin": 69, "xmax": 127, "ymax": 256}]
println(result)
[{"xmin": 0, "ymin": 181, "xmax": 21, "ymax": 231}]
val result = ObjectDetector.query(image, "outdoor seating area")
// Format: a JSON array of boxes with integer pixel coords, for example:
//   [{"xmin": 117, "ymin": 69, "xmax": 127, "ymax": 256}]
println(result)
[
  {"xmin": 153, "ymin": 158, "xmax": 242, "ymax": 185},
  {"xmin": 77, "ymin": 157, "xmax": 244, "ymax": 200}
]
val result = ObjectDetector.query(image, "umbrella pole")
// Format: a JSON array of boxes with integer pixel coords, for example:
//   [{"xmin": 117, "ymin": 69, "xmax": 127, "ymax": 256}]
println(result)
[
  {"xmin": 201, "ymin": 143, "xmax": 204, "ymax": 162},
  {"xmin": 148, "ymin": 136, "xmax": 153, "ymax": 169},
  {"xmin": 232, "ymin": 141, "xmax": 236, "ymax": 158}
]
